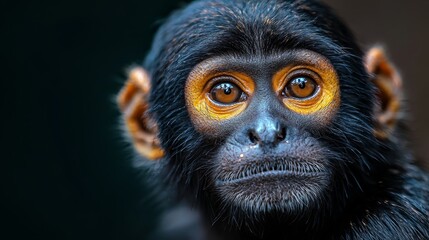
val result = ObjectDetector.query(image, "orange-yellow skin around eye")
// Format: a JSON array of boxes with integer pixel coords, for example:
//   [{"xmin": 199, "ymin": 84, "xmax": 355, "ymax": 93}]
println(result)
[
  {"xmin": 272, "ymin": 58, "xmax": 340, "ymax": 115},
  {"xmin": 185, "ymin": 61, "xmax": 255, "ymax": 123}
]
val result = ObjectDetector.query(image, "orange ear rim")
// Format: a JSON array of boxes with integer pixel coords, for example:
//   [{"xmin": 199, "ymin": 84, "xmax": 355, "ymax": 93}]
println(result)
[
  {"xmin": 365, "ymin": 47, "xmax": 403, "ymax": 140},
  {"xmin": 117, "ymin": 67, "xmax": 165, "ymax": 160}
]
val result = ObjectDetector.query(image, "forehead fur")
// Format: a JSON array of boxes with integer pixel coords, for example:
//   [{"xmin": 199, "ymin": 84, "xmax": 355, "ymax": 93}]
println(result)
[{"xmin": 145, "ymin": 0, "xmax": 361, "ymax": 79}]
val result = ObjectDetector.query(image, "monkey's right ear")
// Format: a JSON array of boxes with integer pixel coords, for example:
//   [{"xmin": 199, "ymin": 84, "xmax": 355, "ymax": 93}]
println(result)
[{"xmin": 117, "ymin": 67, "xmax": 165, "ymax": 160}]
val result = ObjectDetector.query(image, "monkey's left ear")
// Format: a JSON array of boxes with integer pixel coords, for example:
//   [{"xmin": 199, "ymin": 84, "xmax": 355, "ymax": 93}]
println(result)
[
  {"xmin": 365, "ymin": 47, "xmax": 403, "ymax": 139},
  {"xmin": 117, "ymin": 67, "xmax": 165, "ymax": 160}
]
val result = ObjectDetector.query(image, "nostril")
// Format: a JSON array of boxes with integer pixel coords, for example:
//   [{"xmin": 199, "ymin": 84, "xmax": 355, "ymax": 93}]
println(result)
[
  {"xmin": 276, "ymin": 127, "xmax": 287, "ymax": 141},
  {"xmin": 248, "ymin": 130, "xmax": 260, "ymax": 145}
]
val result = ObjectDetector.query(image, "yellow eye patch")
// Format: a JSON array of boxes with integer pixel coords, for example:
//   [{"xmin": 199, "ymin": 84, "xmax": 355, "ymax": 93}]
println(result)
[
  {"xmin": 186, "ymin": 67, "xmax": 254, "ymax": 122},
  {"xmin": 272, "ymin": 54, "xmax": 340, "ymax": 116}
]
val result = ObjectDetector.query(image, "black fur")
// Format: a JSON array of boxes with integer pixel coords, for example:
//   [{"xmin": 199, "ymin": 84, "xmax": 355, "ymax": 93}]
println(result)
[{"xmin": 136, "ymin": 0, "xmax": 429, "ymax": 239}]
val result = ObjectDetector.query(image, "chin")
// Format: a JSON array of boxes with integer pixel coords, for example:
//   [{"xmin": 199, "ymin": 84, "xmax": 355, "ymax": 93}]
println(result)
[{"xmin": 217, "ymin": 176, "xmax": 330, "ymax": 215}]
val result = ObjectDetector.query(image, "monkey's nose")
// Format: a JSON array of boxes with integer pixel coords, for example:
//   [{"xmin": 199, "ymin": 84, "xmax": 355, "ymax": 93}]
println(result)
[{"xmin": 248, "ymin": 120, "xmax": 286, "ymax": 146}]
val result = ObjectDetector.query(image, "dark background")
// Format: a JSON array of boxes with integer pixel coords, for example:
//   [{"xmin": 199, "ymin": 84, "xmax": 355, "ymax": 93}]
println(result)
[{"xmin": 2, "ymin": 0, "xmax": 428, "ymax": 239}]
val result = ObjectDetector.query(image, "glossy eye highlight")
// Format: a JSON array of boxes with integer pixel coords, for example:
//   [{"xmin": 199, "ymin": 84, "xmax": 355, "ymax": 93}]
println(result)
[
  {"xmin": 210, "ymin": 82, "xmax": 245, "ymax": 104},
  {"xmin": 284, "ymin": 76, "xmax": 318, "ymax": 99}
]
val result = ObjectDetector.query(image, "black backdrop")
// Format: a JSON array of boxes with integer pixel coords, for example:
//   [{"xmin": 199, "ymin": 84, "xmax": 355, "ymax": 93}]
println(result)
[
  {"xmin": 2, "ymin": 1, "xmax": 189, "ymax": 239},
  {"xmin": 2, "ymin": 1, "xmax": 428, "ymax": 239}
]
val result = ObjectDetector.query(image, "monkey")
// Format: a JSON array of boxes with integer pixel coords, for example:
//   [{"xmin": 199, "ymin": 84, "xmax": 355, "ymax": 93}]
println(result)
[{"xmin": 117, "ymin": 0, "xmax": 429, "ymax": 239}]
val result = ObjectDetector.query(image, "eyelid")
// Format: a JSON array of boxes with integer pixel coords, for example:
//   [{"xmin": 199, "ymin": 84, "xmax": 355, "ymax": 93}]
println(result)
[
  {"xmin": 203, "ymin": 74, "xmax": 251, "ymax": 96},
  {"xmin": 281, "ymin": 68, "xmax": 322, "ymax": 89}
]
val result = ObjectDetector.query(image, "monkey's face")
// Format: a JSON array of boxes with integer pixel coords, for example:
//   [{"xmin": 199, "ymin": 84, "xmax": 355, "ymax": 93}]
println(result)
[{"xmin": 184, "ymin": 49, "xmax": 340, "ymax": 213}]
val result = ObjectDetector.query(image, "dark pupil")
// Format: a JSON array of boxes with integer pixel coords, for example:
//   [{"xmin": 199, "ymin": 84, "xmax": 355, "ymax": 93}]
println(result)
[
  {"xmin": 296, "ymin": 78, "xmax": 307, "ymax": 89},
  {"xmin": 221, "ymin": 84, "xmax": 233, "ymax": 94}
]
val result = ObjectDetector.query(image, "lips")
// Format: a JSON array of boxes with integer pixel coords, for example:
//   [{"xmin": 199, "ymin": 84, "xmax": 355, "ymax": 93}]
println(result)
[{"xmin": 215, "ymin": 158, "xmax": 327, "ymax": 185}]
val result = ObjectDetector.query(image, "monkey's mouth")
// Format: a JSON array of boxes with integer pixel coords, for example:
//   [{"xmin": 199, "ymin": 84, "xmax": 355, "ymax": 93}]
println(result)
[
  {"xmin": 214, "ymin": 155, "xmax": 330, "ymax": 212},
  {"xmin": 215, "ymin": 159, "xmax": 326, "ymax": 185}
]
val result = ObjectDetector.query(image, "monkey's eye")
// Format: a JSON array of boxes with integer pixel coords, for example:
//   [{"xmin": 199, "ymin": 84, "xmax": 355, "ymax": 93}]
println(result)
[
  {"xmin": 284, "ymin": 76, "xmax": 318, "ymax": 99},
  {"xmin": 210, "ymin": 82, "xmax": 245, "ymax": 104}
]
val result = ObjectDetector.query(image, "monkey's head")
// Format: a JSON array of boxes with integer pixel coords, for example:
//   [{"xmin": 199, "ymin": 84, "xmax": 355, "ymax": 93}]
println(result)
[{"xmin": 118, "ymin": 0, "xmax": 403, "ymax": 228}]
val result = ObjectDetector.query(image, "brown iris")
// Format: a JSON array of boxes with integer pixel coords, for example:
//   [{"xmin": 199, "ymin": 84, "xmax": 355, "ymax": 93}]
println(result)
[
  {"xmin": 210, "ymin": 82, "xmax": 244, "ymax": 104},
  {"xmin": 284, "ymin": 76, "xmax": 318, "ymax": 99}
]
